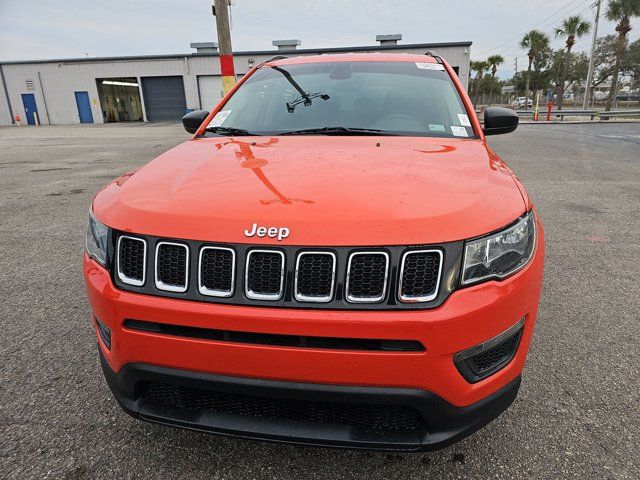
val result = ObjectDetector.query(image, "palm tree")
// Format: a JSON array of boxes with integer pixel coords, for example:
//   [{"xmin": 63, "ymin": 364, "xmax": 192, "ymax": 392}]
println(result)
[
  {"xmin": 486, "ymin": 55, "xmax": 504, "ymax": 105},
  {"xmin": 487, "ymin": 54, "xmax": 504, "ymax": 78},
  {"xmin": 520, "ymin": 30, "xmax": 550, "ymax": 109},
  {"xmin": 605, "ymin": 0, "xmax": 640, "ymax": 111},
  {"xmin": 470, "ymin": 60, "xmax": 489, "ymax": 108},
  {"xmin": 554, "ymin": 15, "xmax": 591, "ymax": 109}
]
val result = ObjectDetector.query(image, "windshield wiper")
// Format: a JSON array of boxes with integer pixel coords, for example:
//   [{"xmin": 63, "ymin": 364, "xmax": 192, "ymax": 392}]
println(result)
[
  {"xmin": 206, "ymin": 126, "xmax": 254, "ymax": 136},
  {"xmin": 279, "ymin": 126, "xmax": 392, "ymax": 136},
  {"xmin": 271, "ymin": 66, "xmax": 330, "ymax": 112},
  {"xmin": 286, "ymin": 92, "xmax": 330, "ymax": 113}
]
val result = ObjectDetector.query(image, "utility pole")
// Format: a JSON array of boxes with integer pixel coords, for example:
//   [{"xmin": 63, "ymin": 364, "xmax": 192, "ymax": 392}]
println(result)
[
  {"xmin": 583, "ymin": 0, "xmax": 602, "ymax": 110},
  {"xmin": 213, "ymin": 0, "xmax": 236, "ymax": 95},
  {"xmin": 514, "ymin": 57, "xmax": 519, "ymax": 99}
]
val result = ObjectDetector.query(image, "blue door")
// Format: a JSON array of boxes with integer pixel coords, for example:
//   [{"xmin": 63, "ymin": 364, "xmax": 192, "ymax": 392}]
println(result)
[
  {"xmin": 75, "ymin": 91, "xmax": 94, "ymax": 124},
  {"xmin": 21, "ymin": 94, "xmax": 39, "ymax": 125}
]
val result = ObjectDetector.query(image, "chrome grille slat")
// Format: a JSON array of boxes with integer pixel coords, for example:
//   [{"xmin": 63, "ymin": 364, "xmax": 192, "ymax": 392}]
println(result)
[
  {"xmin": 198, "ymin": 247, "xmax": 235, "ymax": 297},
  {"xmin": 155, "ymin": 241, "xmax": 189, "ymax": 292},
  {"xmin": 294, "ymin": 251, "xmax": 336, "ymax": 303},
  {"xmin": 245, "ymin": 250, "xmax": 285, "ymax": 301},
  {"xmin": 117, "ymin": 235, "xmax": 147, "ymax": 286},
  {"xmin": 398, "ymin": 250, "xmax": 443, "ymax": 303},
  {"xmin": 345, "ymin": 252, "xmax": 389, "ymax": 303}
]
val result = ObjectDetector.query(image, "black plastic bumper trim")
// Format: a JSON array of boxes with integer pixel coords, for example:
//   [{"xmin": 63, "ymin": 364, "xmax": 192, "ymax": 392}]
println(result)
[
  {"xmin": 99, "ymin": 350, "xmax": 521, "ymax": 452},
  {"xmin": 123, "ymin": 319, "xmax": 425, "ymax": 352}
]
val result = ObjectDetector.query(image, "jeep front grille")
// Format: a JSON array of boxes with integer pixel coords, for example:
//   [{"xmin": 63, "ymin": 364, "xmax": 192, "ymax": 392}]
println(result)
[
  {"xmin": 346, "ymin": 252, "xmax": 389, "ymax": 303},
  {"xmin": 116, "ymin": 236, "xmax": 146, "ymax": 286},
  {"xmin": 245, "ymin": 250, "xmax": 285, "ymax": 300},
  {"xmin": 199, "ymin": 247, "xmax": 235, "ymax": 297},
  {"xmin": 113, "ymin": 232, "xmax": 451, "ymax": 310},
  {"xmin": 398, "ymin": 250, "xmax": 443, "ymax": 303},
  {"xmin": 294, "ymin": 252, "xmax": 336, "ymax": 302},
  {"xmin": 155, "ymin": 242, "xmax": 189, "ymax": 292}
]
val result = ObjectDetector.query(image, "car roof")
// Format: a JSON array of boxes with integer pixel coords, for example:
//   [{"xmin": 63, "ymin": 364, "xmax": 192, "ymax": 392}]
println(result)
[{"xmin": 266, "ymin": 52, "xmax": 441, "ymax": 67}]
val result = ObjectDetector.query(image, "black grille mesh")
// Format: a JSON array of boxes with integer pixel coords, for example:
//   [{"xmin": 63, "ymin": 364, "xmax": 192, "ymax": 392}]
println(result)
[
  {"xmin": 400, "ymin": 251, "xmax": 441, "ymax": 299},
  {"xmin": 296, "ymin": 253, "xmax": 334, "ymax": 299},
  {"xmin": 157, "ymin": 244, "xmax": 187, "ymax": 287},
  {"xmin": 468, "ymin": 333, "xmax": 520, "ymax": 375},
  {"xmin": 347, "ymin": 254, "xmax": 388, "ymax": 301},
  {"xmin": 140, "ymin": 381, "xmax": 426, "ymax": 431},
  {"xmin": 119, "ymin": 237, "xmax": 145, "ymax": 281},
  {"xmin": 200, "ymin": 248, "xmax": 234, "ymax": 293},
  {"xmin": 247, "ymin": 251, "xmax": 283, "ymax": 296}
]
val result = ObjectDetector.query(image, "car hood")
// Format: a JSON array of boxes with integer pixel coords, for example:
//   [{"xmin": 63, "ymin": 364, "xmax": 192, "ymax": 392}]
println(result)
[{"xmin": 94, "ymin": 136, "xmax": 526, "ymax": 246}]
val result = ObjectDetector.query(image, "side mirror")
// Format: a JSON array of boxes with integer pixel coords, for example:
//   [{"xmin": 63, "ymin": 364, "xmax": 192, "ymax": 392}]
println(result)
[
  {"xmin": 182, "ymin": 110, "xmax": 209, "ymax": 134},
  {"xmin": 483, "ymin": 107, "xmax": 519, "ymax": 136}
]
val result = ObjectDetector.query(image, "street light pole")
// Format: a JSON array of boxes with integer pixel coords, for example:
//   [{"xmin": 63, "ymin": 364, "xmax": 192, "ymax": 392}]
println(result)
[
  {"xmin": 583, "ymin": 0, "xmax": 602, "ymax": 110},
  {"xmin": 213, "ymin": 0, "xmax": 236, "ymax": 95}
]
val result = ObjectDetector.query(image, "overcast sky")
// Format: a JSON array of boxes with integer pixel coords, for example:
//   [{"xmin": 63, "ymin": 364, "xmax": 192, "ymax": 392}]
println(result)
[{"xmin": 1, "ymin": 0, "xmax": 637, "ymax": 79}]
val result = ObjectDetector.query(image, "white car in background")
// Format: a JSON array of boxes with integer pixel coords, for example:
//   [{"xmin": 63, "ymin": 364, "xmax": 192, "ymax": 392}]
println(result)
[{"xmin": 512, "ymin": 97, "xmax": 534, "ymax": 108}]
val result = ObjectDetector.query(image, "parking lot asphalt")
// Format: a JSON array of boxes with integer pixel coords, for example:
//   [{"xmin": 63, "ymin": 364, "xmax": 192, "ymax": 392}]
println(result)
[{"xmin": 1, "ymin": 122, "xmax": 638, "ymax": 479}]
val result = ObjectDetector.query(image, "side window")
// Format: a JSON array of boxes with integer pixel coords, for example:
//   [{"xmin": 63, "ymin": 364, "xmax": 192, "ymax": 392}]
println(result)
[{"xmin": 452, "ymin": 66, "xmax": 460, "ymax": 77}]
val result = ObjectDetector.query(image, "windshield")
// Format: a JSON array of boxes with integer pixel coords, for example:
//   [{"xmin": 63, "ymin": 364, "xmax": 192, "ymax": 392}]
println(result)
[{"xmin": 204, "ymin": 61, "xmax": 475, "ymax": 138}]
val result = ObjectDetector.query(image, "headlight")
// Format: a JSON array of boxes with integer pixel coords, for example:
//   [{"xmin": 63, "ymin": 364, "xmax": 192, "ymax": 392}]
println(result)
[
  {"xmin": 461, "ymin": 211, "xmax": 536, "ymax": 285},
  {"xmin": 86, "ymin": 209, "xmax": 109, "ymax": 266}
]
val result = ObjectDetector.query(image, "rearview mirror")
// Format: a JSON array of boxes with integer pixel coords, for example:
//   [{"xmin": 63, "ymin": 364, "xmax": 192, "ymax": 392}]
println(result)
[
  {"xmin": 483, "ymin": 107, "xmax": 518, "ymax": 136},
  {"xmin": 182, "ymin": 110, "xmax": 209, "ymax": 134}
]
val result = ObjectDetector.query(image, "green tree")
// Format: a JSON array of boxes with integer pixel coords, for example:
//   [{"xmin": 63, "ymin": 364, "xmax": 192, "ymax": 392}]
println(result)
[
  {"xmin": 554, "ymin": 15, "xmax": 591, "ymax": 109},
  {"xmin": 520, "ymin": 30, "xmax": 550, "ymax": 108},
  {"xmin": 487, "ymin": 54, "xmax": 505, "ymax": 78},
  {"xmin": 470, "ymin": 60, "xmax": 489, "ymax": 107},
  {"xmin": 628, "ymin": 38, "xmax": 640, "ymax": 82},
  {"xmin": 548, "ymin": 49, "xmax": 589, "ymax": 101},
  {"xmin": 485, "ymin": 55, "xmax": 504, "ymax": 104},
  {"xmin": 593, "ymin": 36, "xmax": 640, "ymax": 99},
  {"xmin": 605, "ymin": 0, "xmax": 640, "ymax": 111}
]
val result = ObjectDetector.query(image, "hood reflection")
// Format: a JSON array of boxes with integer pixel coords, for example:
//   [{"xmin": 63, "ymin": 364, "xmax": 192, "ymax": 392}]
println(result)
[{"xmin": 215, "ymin": 138, "xmax": 314, "ymax": 205}]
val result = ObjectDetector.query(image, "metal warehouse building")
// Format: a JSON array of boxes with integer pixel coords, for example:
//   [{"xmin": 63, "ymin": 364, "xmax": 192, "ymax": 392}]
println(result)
[{"xmin": 0, "ymin": 36, "xmax": 471, "ymax": 126}]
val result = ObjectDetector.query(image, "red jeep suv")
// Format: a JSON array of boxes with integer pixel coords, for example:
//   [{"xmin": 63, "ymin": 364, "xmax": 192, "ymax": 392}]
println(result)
[{"xmin": 84, "ymin": 53, "xmax": 544, "ymax": 451}]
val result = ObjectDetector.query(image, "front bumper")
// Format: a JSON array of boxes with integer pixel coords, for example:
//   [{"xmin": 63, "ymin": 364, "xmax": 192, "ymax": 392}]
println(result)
[
  {"xmin": 85, "ymin": 223, "xmax": 543, "ymax": 450},
  {"xmin": 100, "ymin": 349, "xmax": 521, "ymax": 452}
]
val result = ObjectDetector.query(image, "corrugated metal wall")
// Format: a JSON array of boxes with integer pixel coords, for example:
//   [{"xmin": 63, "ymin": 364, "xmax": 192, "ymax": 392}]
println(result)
[{"xmin": 0, "ymin": 46, "xmax": 470, "ymax": 126}]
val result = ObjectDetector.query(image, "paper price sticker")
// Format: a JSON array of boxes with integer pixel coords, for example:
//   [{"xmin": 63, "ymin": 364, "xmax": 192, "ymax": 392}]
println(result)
[
  {"xmin": 457, "ymin": 114, "xmax": 471, "ymax": 127},
  {"xmin": 209, "ymin": 110, "xmax": 231, "ymax": 127},
  {"xmin": 451, "ymin": 126, "xmax": 469, "ymax": 137},
  {"xmin": 415, "ymin": 62, "xmax": 445, "ymax": 71}
]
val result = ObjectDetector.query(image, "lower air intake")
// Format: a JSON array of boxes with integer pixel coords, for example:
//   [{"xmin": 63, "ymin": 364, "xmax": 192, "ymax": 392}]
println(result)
[
  {"xmin": 140, "ymin": 381, "xmax": 427, "ymax": 431},
  {"xmin": 455, "ymin": 324, "xmax": 523, "ymax": 383}
]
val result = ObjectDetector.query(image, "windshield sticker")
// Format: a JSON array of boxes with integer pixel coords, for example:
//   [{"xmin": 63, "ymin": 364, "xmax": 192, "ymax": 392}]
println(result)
[
  {"xmin": 457, "ymin": 114, "xmax": 472, "ymax": 127},
  {"xmin": 451, "ymin": 126, "xmax": 469, "ymax": 137},
  {"xmin": 429, "ymin": 124, "xmax": 446, "ymax": 132},
  {"xmin": 415, "ymin": 62, "xmax": 445, "ymax": 71},
  {"xmin": 209, "ymin": 110, "xmax": 231, "ymax": 127}
]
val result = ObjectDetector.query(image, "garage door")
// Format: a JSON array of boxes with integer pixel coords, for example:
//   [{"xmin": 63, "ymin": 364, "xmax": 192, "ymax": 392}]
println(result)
[
  {"xmin": 198, "ymin": 75, "xmax": 224, "ymax": 111},
  {"xmin": 141, "ymin": 76, "xmax": 187, "ymax": 122}
]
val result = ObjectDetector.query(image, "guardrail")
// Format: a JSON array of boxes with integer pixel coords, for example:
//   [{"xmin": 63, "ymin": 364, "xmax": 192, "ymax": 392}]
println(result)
[
  {"xmin": 599, "ymin": 110, "xmax": 640, "ymax": 120},
  {"xmin": 476, "ymin": 108, "xmax": 640, "ymax": 121},
  {"xmin": 515, "ymin": 109, "xmax": 598, "ymax": 120}
]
